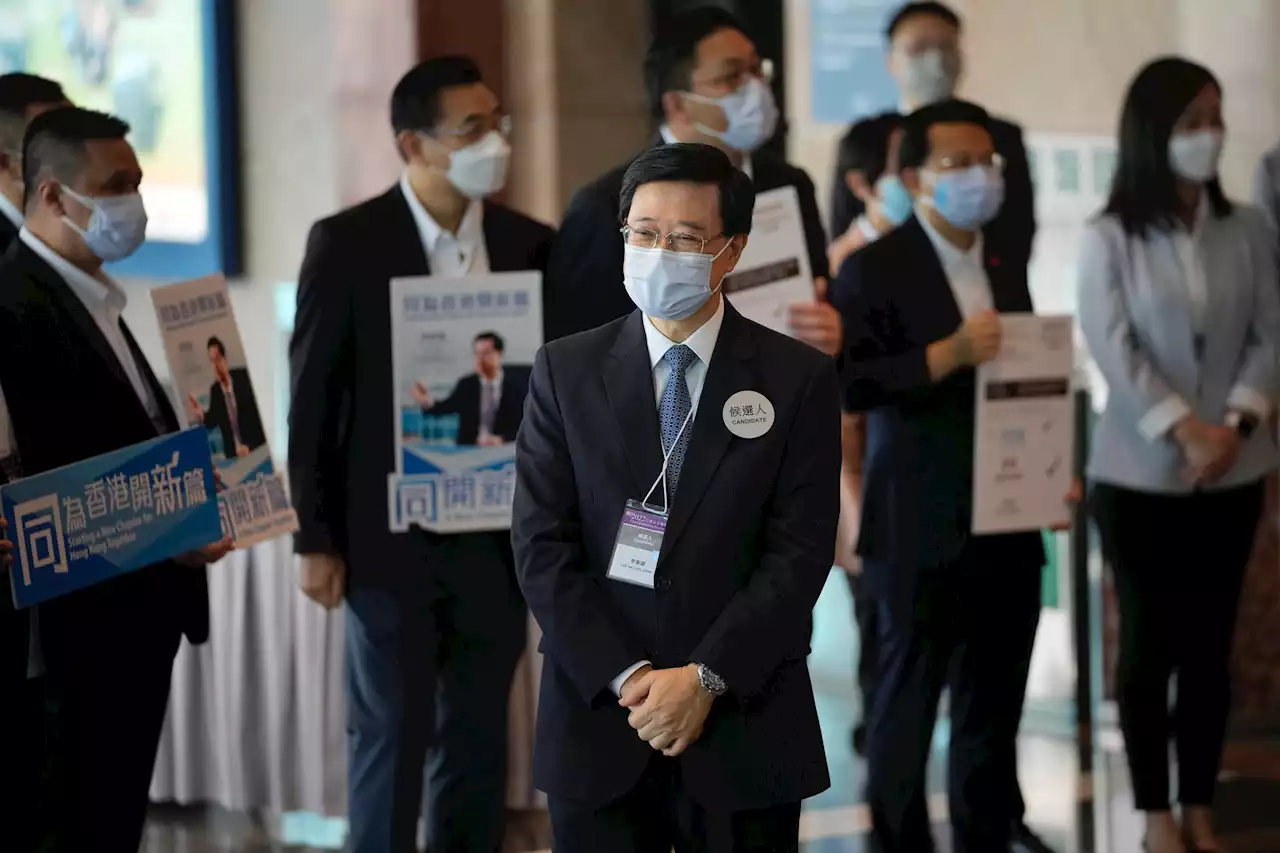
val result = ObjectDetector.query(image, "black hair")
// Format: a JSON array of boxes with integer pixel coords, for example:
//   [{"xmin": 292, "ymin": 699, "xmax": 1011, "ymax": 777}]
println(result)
[
  {"xmin": 619, "ymin": 142, "xmax": 755, "ymax": 236},
  {"xmin": 391, "ymin": 56, "xmax": 483, "ymax": 135},
  {"xmin": 886, "ymin": 1, "xmax": 962, "ymax": 41},
  {"xmin": 207, "ymin": 336, "xmax": 227, "ymax": 357},
  {"xmin": 474, "ymin": 331, "xmax": 505, "ymax": 352},
  {"xmin": 644, "ymin": 6, "xmax": 749, "ymax": 121},
  {"xmin": 836, "ymin": 112, "xmax": 902, "ymax": 184},
  {"xmin": 0, "ymin": 73, "xmax": 64, "ymax": 153},
  {"xmin": 898, "ymin": 99, "xmax": 991, "ymax": 170},
  {"xmin": 22, "ymin": 107, "xmax": 130, "ymax": 213},
  {"xmin": 1103, "ymin": 56, "xmax": 1230, "ymax": 235}
]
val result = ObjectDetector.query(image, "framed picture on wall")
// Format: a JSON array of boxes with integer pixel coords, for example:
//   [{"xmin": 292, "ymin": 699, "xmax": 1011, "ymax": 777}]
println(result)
[{"xmin": 0, "ymin": 0, "xmax": 241, "ymax": 279}]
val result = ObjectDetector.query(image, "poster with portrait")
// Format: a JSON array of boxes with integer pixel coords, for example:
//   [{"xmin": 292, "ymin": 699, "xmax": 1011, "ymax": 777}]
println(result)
[
  {"xmin": 389, "ymin": 272, "xmax": 542, "ymax": 534},
  {"xmin": 151, "ymin": 275, "xmax": 298, "ymax": 547}
]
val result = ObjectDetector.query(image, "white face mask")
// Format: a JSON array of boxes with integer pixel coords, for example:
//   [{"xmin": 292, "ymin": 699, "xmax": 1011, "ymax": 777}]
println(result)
[
  {"xmin": 60, "ymin": 185, "xmax": 148, "ymax": 261},
  {"xmin": 443, "ymin": 130, "xmax": 511, "ymax": 199},
  {"xmin": 623, "ymin": 240, "xmax": 732, "ymax": 321},
  {"xmin": 899, "ymin": 48, "xmax": 959, "ymax": 107},
  {"xmin": 684, "ymin": 76, "xmax": 779, "ymax": 153},
  {"xmin": 1168, "ymin": 129, "xmax": 1224, "ymax": 183}
]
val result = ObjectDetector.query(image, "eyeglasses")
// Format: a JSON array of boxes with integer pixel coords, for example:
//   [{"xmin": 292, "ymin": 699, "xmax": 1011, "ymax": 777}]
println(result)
[
  {"xmin": 931, "ymin": 152, "xmax": 1005, "ymax": 172},
  {"xmin": 621, "ymin": 225, "xmax": 725, "ymax": 255},
  {"xmin": 431, "ymin": 114, "xmax": 512, "ymax": 146},
  {"xmin": 696, "ymin": 58, "xmax": 774, "ymax": 94}
]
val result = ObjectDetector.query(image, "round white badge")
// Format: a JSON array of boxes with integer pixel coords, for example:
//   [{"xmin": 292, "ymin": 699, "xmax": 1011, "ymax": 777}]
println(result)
[{"xmin": 722, "ymin": 390, "xmax": 775, "ymax": 439}]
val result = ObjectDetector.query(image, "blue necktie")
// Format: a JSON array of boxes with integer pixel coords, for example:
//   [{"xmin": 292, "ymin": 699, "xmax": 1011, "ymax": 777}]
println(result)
[{"xmin": 658, "ymin": 344, "xmax": 697, "ymax": 498}]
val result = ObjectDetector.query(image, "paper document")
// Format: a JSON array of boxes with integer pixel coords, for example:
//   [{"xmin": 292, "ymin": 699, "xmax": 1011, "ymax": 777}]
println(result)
[{"xmin": 722, "ymin": 185, "xmax": 813, "ymax": 335}]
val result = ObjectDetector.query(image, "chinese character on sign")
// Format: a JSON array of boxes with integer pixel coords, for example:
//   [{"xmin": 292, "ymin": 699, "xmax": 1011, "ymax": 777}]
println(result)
[
  {"xmin": 480, "ymin": 477, "xmax": 512, "ymax": 508},
  {"xmin": 218, "ymin": 499, "xmax": 234, "ymax": 539},
  {"xmin": 460, "ymin": 294, "xmax": 475, "ymax": 310},
  {"xmin": 227, "ymin": 486, "xmax": 253, "ymax": 526},
  {"xmin": 248, "ymin": 480, "xmax": 270, "ymax": 519},
  {"xmin": 496, "ymin": 292, "xmax": 510, "ymax": 308},
  {"xmin": 179, "ymin": 301, "xmax": 192, "ymax": 320},
  {"xmin": 106, "ymin": 473, "xmax": 130, "ymax": 512},
  {"xmin": 63, "ymin": 496, "xmax": 86, "ymax": 532},
  {"xmin": 443, "ymin": 476, "xmax": 475, "ymax": 509},
  {"xmin": 182, "ymin": 469, "xmax": 208, "ymax": 507},
  {"xmin": 215, "ymin": 292, "xmax": 227, "ymax": 310},
  {"xmin": 151, "ymin": 454, "xmax": 184, "ymax": 516},
  {"xmin": 729, "ymin": 406, "xmax": 742, "ymax": 417},
  {"xmin": 84, "ymin": 480, "xmax": 108, "ymax": 519},
  {"xmin": 423, "ymin": 296, "xmax": 438, "ymax": 312},
  {"xmin": 263, "ymin": 474, "xmax": 290, "ymax": 514},
  {"xmin": 405, "ymin": 296, "xmax": 422, "ymax": 314},
  {"xmin": 441, "ymin": 295, "xmax": 456, "ymax": 311},
  {"xmin": 477, "ymin": 291, "xmax": 493, "ymax": 308},
  {"xmin": 129, "ymin": 473, "xmax": 152, "ymax": 510},
  {"xmin": 513, "ymin": 291, "xmax": 529, "ymax": 307}
]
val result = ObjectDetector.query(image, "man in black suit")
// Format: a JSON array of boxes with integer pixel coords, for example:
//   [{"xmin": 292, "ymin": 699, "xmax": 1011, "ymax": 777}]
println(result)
[
  {"xmin": 0, "ymin": 74, "xmax": 67, "ymax": 252},
  {"xmin": 544, "ymin": 7, "xmax": 841, "ymax": 361},
  {"xmin": 828, "ymin": 2, "xmax": 1036, "ymax": 270},
  {"xmin": 411, "ymin": 330, "xmax": 528, "ymax": 446},
  {"xmin": 831, "ymin": 101, "xmax": 1046, "ymax": 853},
  {"xmin": 0, "ymin": 106, "xmax": 230, "ymax": 853},
  {"xmin": 514, "ymin": 142, "xmax": 839, "ymax": 852},
  {"xmin": 289, "ymin": 57, "xmax": 553, "ymax": 853},
  {"xmin": 189, "ymin": 335, "xmax": 267, "ymax": 457}
]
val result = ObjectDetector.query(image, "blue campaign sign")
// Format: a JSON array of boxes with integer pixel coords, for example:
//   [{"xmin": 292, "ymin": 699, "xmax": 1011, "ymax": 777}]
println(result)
[
  {"xmin": 810, "ymin": 0, "xmax": 902, "ymax": 124},
  {"xmin": 3, "ymin": 427, "xmax": 222, "ymax": 609}
]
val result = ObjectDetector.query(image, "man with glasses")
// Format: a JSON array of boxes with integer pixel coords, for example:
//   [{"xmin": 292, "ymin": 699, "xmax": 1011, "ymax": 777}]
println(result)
[
  {"xmin": 831, "ymin": 100, "xmax": 1048, "ymax": 853},
  {"xmin": 288, "ymin": 56, "xmax": 554, "ymax": 853},
  {"xmin": 544, "ymin": 6, "xmax": 840, "ymax": 361}
]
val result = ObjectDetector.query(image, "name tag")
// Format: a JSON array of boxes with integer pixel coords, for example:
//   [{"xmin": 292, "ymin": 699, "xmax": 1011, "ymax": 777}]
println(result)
[{"xmin": 606, "ymin": 500, "xmax": 666, "ymax": 589}]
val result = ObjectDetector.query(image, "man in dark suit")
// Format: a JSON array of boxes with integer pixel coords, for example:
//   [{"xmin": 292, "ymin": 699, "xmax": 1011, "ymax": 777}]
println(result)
[
  {"xmin": 190, "ymin": 334, "xmax": 267, "ymax": 457},
  {"xmin": 828, "ymin": 2, "xmax": 1036, "ymax": 270},
  {"xmin": 0, "ymin": 73, "xmax": 67, "ymax": 253},
  {"xmin": 288, "ymin": 57, "xmax": 553, "ymax": 853},
  {"xmin": 544, "ymin": 7, "xmax": 841, "ymax": 361},
  {"xmin": 831, "ymin": 101, "xmax": 1046, "ymax": 853},
  {"xmin": 0, "ymin": 106, "xmax": 230, "ymax": 853},
  {"xmin": 513, "ymin": 142, "xmax": 839, "ymax": 852},
  {"xmin": 411, "ymin": 330, "xmax": 529, "ymax": 446}
]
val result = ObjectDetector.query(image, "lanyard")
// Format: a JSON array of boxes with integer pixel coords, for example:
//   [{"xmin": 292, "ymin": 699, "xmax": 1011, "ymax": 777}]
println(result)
[{"xmin": 641, "ymin": 402, "xmax": 696, "ymax": 516}]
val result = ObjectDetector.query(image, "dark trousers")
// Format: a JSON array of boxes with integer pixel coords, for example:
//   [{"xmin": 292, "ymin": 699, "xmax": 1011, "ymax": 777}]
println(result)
[
  {"xmin": 38, "ymin": 572, "xmax": 184, "ymax": 853},
  {"xmin": 846, "ymin": 571, "xmax": 879, "ymax": 733},
  {"xmin": 549, "ymin": 754, "xmax": 802, "ymax": 853},
  {"xmin": 344, "ymin": 531, "xmax": 528, "ymax": 853},
  {"xmin": 864, "ymin": 539, "xmax": 1042, "ymax": 853},
  {"xmin": 1091, "ymin": 481, "xmax": 1263, "ymax": 811},
  {"xmin": 1, "ymin": 603, "xmax": 45, "ymax": 853}
]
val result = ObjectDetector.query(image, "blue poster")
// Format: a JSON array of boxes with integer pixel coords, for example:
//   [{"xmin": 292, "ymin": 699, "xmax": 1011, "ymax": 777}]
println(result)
[
  {"xmin": 3, "ymin": 427, "xmax": 222, "ymax": 609},
  {"xmin": 810, "ymin": 0, "xmax": 902, "ymax": 124}
]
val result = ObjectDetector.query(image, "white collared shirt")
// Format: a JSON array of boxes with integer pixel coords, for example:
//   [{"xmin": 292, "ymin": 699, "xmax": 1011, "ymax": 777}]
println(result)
[
  {"xmin": 915, "ymin": 206, "xmax": 993, "ymax": 319},
  {"xmin": 0, "ymin": 192, "xmax": 23, "ymax": 230},
  {"xmin": 659, "ymin": 125, "xmax": 753, "ymax": 181},
  {"xmin": 399, "ymin": 173, "xmax": 490, "ymax": 276},
  {"xmin": 610, "ymin": 298, "xmax": 726, "ymax": 697},
  {"xmin": 1171, "ymin": 196, "xmax": 1210, "ymax": 335}
]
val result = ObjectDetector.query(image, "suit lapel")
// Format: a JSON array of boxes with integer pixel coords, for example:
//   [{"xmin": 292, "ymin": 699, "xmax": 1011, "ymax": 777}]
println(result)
[
  {"xmin": 982, "ymin": 241, "xmax": 1028, "ymax": 314},
  {"xmin": 902, "ymin": 218, "xmax": 964, "ymax": 339},
  {"xmin": 382, "ymin": 184, "xmax": 431, "ymax": 277},
  {"xmin": 660, "ymin": 304, "xmax": 755, "ymax": 558},
  {"xmin": 482, "ymin": 202, "xmax": 519, "ymax": 272},
  {"xmin": 121, "ymin": 320, "xmax": 179, "ymax": 432},
  {"xmin": 604, "ymin": 312, "xmax": 665, "ymax": 499}
]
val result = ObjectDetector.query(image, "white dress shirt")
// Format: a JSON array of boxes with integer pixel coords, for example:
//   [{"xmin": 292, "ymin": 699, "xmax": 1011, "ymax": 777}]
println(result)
[
  {"xmin": 3, "ymin": 229, "xmax": 165, "ymax": 679},
  {"xmin": 610, "ymin": 299, "xmax": 726, "ymax": 696},
  {"xmin": 915, "ymin": 206, "xmax": 993, "ymax": 319},
  {"xmin": 0, "ymin": 192, "xmax": 23, "ymax": 230},
  {"xmin": 659, "ymin": 125, "xmax": 753, "ymax": 180},
  {"xmin": 400, "ymin": 173, "xmax": 490, "ymax": 275}
]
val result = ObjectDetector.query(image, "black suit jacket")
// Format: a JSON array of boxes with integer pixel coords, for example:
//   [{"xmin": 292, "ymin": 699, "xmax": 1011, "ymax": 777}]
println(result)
[
  {"xmin": 512, "ymin": 302, "xmax": 839, "ymax": 809},
  {"xmin": 828, "ymin": 115, "xmax": 1037, "ymax": 268},
  {"xmin": 205, "ymin": 367, "xmax": 266, "ymax": 454},
  {"xmin": 0, "ymin": 213, "xmax": 18, "ymax": 256},
  {"xmin": 830, "ymin": 217, "xmax": 1044, "ymax": 592},
  {"xmin": 424, "ymin": 366, "xmax": 529, "ymax": 446},
  {"xmin": 544, "ymin": 139, "xmax": 830, "ymax": 342},
  {"xmin": 0, "ymin": 240, "xmax": 208, "ymax": 644},
  {"xmin": 288, "ymin": 185, "xmax": 554, "ymax": 581}
]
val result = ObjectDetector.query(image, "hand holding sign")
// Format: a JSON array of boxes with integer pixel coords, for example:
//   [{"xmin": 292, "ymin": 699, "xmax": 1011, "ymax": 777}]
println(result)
[
  {"xmin": 175, "ymin": 536, "xmax": 235, "ymax": 568},
  {"xmin": 787, "ymin": 276, "xmax": 843, "ymax": 356},
  {"xmin": 0, "ymin": 517, "xmax": 12, "ymax": 569}
]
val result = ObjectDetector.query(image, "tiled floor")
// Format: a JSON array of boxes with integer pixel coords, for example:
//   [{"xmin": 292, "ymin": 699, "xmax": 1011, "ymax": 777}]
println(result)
[{"xmin": 136, "ymin": 570, "xmax": 1280, "ymax": 852}]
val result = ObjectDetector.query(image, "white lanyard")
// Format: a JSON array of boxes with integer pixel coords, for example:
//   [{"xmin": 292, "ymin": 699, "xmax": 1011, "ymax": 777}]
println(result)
[{"xmin": 641, "ymin": 402, "xmax": 696, "ymax": 516}]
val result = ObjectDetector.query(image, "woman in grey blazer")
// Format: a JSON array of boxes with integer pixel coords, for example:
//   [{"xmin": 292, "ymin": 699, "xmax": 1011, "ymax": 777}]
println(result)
[{"xmin": 1079, "ymin": 57, "xmax": 1280, "ymax": 853}]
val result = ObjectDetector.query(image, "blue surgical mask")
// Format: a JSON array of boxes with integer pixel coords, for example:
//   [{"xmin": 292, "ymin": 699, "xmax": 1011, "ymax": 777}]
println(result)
[
  {"xmin": 60, "ymin": 185, "xmax": 148, "ymax": 261},
  {"xmin": 876, "ymin": 175, "xmax": 914, "ymax": 226},
  {"xmin": 685, "ymin": 76, "xmax": 779, "ymax": 153},
  {"xmin": 623, "ymin": 241, "xmax": 732, "ymax": 321},
  {"xmin": 922, "ymin": 165, "xmax": 1004, "ymax": 231}
]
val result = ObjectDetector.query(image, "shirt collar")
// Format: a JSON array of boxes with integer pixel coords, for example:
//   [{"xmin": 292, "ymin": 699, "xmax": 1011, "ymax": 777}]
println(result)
[
  {"xmin": 642, "ymin": 296, "xmax": 725, "ymax": 372},
  {"xmin": 659, "ymin": 125, "xmax": 753, "ymax": 180},
  {"xmin": 480, "ymin": 369, "xmax": 503, "ymax": 388},
  {"xmin": 399, "ymin": 172, "xmax": 484, "ymax": 253},
  {"xmin": 914, "ymin": 206, "xmax": 984, "ymax": 269},
  {"xmin": 19, "ymin": 227, "xmax": 127, "ymax": 315},
  {"xmin": 0, "ymin": 193, "xmax": 23, "ymax": 229}
]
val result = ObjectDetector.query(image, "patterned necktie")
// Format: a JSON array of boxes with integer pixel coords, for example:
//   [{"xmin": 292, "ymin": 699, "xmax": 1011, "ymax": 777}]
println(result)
[
  {"xmin": 658, "ymin": 344, "xmax": 697, "ymax": 499},
  {"xmin": 223, "ymin": 383, "xmax": 242, "ymax": 446},
  {"xmin": 480, "ymin": 380, "xmax": 498, "ymax": 435}
]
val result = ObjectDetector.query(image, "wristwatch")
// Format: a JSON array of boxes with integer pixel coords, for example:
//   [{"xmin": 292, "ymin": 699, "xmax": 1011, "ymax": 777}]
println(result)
[
  {"xmin": 1226, "ymin": 410, "xmax": 1260, "ymax": 439},
  {"xmin": 695, "ymin": 663, "xmax": 727, "ymax": 697}
]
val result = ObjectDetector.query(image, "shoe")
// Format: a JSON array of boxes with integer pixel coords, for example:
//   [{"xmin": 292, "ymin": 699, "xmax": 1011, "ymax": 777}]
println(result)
[
  {"xmin": 851, "ymin": 723, "xmax": 866, "ymax": 756},
  {"xmin": 1010, "ymin": 821, "xmax": 1057, "ymax": 853}
]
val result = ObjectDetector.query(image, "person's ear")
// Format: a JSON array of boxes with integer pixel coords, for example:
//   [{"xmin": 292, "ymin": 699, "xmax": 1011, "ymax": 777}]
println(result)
[
  {"xmin": 662, "ymin": 91, "xmax": 691, "ymax": 127},
  {"xmin": 724, "ymin": 234, "xmax": 748, "ymax": 273},
  {"xmin": 38, "ymin": 179, "xmax": 66, "ymax": 216},
  {"xmin": 844, "ymin": 170, "xmax": 873, "ymax": 202},
  {"xmin": 900, "ymin": 167, "xmax": 923, "ymax": 196}
]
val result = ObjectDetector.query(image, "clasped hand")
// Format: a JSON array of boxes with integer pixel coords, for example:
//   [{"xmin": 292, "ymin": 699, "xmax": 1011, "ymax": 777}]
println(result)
[
  {"xmin": 619, "ymin": 664, "xmax": 714, "ymax": 758},
  {"xmin": 1174, "ymin": 418, "xmax": 1239, "ymax": 486}
]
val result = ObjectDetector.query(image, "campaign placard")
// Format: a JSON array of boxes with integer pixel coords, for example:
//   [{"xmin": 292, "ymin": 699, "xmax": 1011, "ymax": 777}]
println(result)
[
  {"xmin": 3, "ymin": 427, "xmax": 223, "ymax": 608},
  {"xmin": 152, "ymin": 276, "xmax": 298, "ymax": 547},
  {"xmin": 721, "ymin": 185, "xmax": 815, "ymax": 336},
  {"xmin": 389, "ymin": 272, "xmax": 542, "ymax": 533}
]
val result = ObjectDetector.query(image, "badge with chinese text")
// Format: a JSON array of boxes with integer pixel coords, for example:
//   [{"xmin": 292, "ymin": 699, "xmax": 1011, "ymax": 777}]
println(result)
[
  {"xmin": 722, "ymin": 390, "xmax": 775, "ymax": 439},
  {"xmin": 606, "ymin": 500, "xmax": 667, "ymax": 589}
]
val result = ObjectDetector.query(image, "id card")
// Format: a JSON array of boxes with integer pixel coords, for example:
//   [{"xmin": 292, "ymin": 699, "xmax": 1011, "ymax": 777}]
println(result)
[{"xmin": 606, "ymin": 500, "xmax": 667, "ymax": 588}]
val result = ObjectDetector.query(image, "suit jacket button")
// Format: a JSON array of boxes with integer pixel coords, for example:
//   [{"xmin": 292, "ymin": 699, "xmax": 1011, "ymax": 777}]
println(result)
[{"xmin": 656, "ymin": 577, "xmax": 672, "ymax": 591}]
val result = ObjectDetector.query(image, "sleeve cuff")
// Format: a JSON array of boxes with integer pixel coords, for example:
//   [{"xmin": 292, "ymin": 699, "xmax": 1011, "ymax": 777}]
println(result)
[
  {"xmin": 1228, "ymin": 385, "xmax": 1272, "ymax": 419},
  {"xmin": 610, "ymin": 660, "xmax": 651, "ymax": 697},
  {"xmin": 1138, "ymin": 396, "xmax": 1192, "ymax": 442}
]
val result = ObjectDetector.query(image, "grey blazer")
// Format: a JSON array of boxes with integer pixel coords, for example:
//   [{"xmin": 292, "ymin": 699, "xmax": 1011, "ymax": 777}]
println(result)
[
  {"xmin": 1252, "ymin": 142, "xmax": 1280, "ymax": 234},
  {"xmin": 1078, "ymin": 206, "xmax": 1280, "ymax": 493}
]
